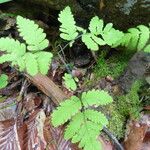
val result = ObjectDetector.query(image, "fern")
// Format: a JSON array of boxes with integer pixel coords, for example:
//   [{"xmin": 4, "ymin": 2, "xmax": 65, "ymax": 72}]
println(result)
[
  {"xmin": 58, "ymin": 6, "xmax": 78, "ymax": 41},
  {"xmin": 58, "ymin": 7, "xmax": 124, "ymax": 51},
  {"xmin": 0, "ymin": 74, "xmax": 8, "ymax": 89},
  {"xmin": 63, "ymin": 73, "xmax": 78, "ymax": 91},
  {"xmin": 17, "ymin": 16, "xmax": 49, "ymax": 51},
  {"xmin": 121, "ymin": 24, "xmax": 150, "ymax": 51},
  {"xmin": 51, "ymin": 89, "xmax": 113, "ymax": 150},
  {"xmin": 59, "ymin": 6, "xmax": 150, "ymax": 53},
  {"xmin": 0, "ymin": 16, "xmax": 53, "ymax": 76},
  {"xmin": 81, "ymin": 89, "xmax": 113, "ymax": 107}
]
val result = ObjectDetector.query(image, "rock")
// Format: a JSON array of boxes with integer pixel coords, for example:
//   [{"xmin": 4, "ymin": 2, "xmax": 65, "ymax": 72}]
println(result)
[{"xmin": 115, "ymin": 52, "xmax": 150, "ymax": 93}]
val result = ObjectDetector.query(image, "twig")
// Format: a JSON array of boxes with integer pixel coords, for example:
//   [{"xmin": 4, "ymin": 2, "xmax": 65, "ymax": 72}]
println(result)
[{"xmin": 103, "ymin": 127, "xmax": 124, "ymax": 150}]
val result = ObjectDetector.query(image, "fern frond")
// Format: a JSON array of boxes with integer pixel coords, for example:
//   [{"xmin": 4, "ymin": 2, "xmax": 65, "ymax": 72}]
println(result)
[
  {"xmin": 81, "ymin": 89, "xmax": 113, "ymax": 107},
  {"xmin": 58, "ymin": 6, "xmax": 78, "ymax": 41},
  {"xmin": 82, "ymin": 19, "xmax": 123, "ymax": 50},
  {"xmin": 0, "ymin": 37, "xmax": 26, "ymax": 55},
  {"xmin": 89, "ymin": 16, "xmax": 103, "ymax": 35},
  {"xmin": 84, "ymin": 109, "xmax": 108, "ymax": 126},
  {"xmin": 24, "ymin": 53, "xmax": 38, "ymax": 76},
  {"xmin": 17, "ymin": 16, "xmax": 49, "ymax": 51},
  {"xmin": 51, "ymin": 96, "xmax": 81, "ymax": 127},
  {"xmin": 122, "ymin": 25, "xmax": 150, "ymax": 51},
  {"xmin": 35, "ymin": 51, "xmax": 53, "ymax": 75}
]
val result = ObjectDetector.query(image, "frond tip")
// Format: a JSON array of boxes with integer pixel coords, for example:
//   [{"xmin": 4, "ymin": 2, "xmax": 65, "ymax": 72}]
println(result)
[
  {"xmin": 17, "ymin": 16, "xmax": 49, "ymax": 51},
  {"xmin": 58, "ymin": 6, "xmax": 78, "ymax": 41}
]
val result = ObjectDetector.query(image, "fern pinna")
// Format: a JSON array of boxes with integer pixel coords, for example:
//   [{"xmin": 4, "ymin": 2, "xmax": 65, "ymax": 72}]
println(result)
[
  {"xmin": 51, "ymin": 89, "xmax": 113, "ymax": 150},
  {"xmin": 0, "ymin": 16, "xmax": 53, "ymax": 76},
  {"xmin": 58, "ymin": 6, "xmax": 150, "ymax": 53},
  {"xmin": 119, "ymin": 24, "xmax": 150, "ymax": 52}
]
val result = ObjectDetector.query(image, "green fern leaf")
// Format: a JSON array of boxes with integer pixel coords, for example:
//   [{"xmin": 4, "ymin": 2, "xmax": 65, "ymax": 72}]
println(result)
[
  {"xmin": 17, "ymin": 16, "xmax": 49, "ymax": 51},
  {"xmin": 24, "ymin": 53, "xmax": 38, "ymax": 76},
  {"xmin": 91, "ymin": 35, "xmax": 106, "ymax": 46},
  {"xmin": 63, "ymin": 73, "xmax": 77, "ymax": 91},
  {"xmin": 103, "ymin": 23, "xmax": 113, "ymax": 33},
  {"xmin": 64, "ymin": 112, "xmax": 84, "ymax": 139},
  {"xmin": 144, "ymin": 44, "xmax": 150, "ymax": 53},
  {"xmin": 137, "ymin": 25, "xmax": 150, "ymax": 51},
  {"xmin": 84, "ymin": 109, "xmax": 108, "ymax": 126},
  {"xmin": 0, "ymin": 54, "xmax": 16, "ymax": 63},
  {"xmin": 35, "ymin": 51, "xmax": 53, "ymax": 75},
  {"xmin": 120, "ymin": 33, "xmax": 132, "ymax": 47},
  {"xmin": 71, "ymin": 120, "xmax": 102, "ymax": 150},
  {"xmin": 0, "ymin": 74, "xmax": 8, "ymax": 89},
  {"xmin": 89, "ymin": 16, "xmax": 103, "ymax": 35},
  {"xmin": 58, "ymin": 6, "xmax": 78, "ymax": 41},
  {"xmin": 127, "ymin": 28, "xmax": 140, "ymax": 50},
  {"xmin": 102, "ymin": 28, "xmax": 124, "ymax": 47},
  {"xmin": 81, "ymin": 89, "xmax": 113, "ymax": 107},
  {"xmin": 16, "ymin": 57, "xmax": 25, "ymax": 71},
  {"xmin": 51, "ymin": 96, "xmax": 81, "ymax": 127},
  {"xmin": 82, "ymin": 33, "xmax": 99, "ymax": 51},
  {"xmin": 0, "ymin": 37, "xmax": 26, "ymax": 55}
]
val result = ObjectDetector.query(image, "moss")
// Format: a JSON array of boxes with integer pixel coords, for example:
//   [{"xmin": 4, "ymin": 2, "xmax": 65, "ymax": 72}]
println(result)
[
  {"xmin": 106, "ymin": 104, "xmax": 126, "ymax": 139},
  {"xmin": 94, "ymin": 50, "xmax": 133, "ymax": 79},
  {"xmin": 106, "ymin": 81, "xmax": 142, "ymax": 138}
]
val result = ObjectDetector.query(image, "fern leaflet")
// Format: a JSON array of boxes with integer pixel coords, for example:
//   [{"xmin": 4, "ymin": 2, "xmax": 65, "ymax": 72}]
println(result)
[
  {"xmin": 84, "ymin": 109, "xmax": 108, "ymax": 126},
  {"xmin": 63, "ymin": 73, "xmax": 77, "ymax": 91},
  {"xmin": 58, "ymin": 6, "xmax": 78, "ymax": 41},
  {"xmin": 24, "ymin": 53, "xmax": 38, "ymax": 76},
  {"xmin": 51, "ymin": 96, "xmax": 81, "ymax": 127},
  {"xmin": 81, "ymin": 89, "xmax": 113, "ymax": 107},
  {"xmin": 17, "ymin": 16, "xmax": 49, "ymax": 51},
  {"xmin": 35, "ymin": 52, "xmax": 53, "ymax": 75},
  {"xmin": 89, "ymin": 16, "xmax": 103, "ymax": 35}
]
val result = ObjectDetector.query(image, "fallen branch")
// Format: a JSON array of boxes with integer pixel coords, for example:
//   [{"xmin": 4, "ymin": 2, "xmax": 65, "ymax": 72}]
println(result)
[{"xmin": 26, "ymin": 74, "xmax": 68, "ymax": 105}]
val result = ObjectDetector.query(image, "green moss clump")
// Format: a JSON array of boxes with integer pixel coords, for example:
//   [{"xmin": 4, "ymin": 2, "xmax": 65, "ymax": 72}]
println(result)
[
  {"xmin": 107, "ymin": 81, "xmax": 142, "ymax": 138},
  {"xmin": 94, "ymin": 51, "xmax": 133, "ymax": 79}
]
